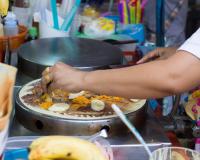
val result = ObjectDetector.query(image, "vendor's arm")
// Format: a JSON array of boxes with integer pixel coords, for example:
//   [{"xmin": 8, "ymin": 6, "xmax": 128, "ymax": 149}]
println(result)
[
  {"xmin": 43, "ymin": 28, "xmax": 200, "ymax": 99},
  {"xmin": 46, "ymin": 51, "xmax": 200, "ymax": 99}
]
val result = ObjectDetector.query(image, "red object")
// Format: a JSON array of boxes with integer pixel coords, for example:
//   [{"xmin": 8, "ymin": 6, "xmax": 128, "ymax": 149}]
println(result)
[
  {"xmin": 123, "ymin": 51, "xmax": 141, "ymax": 65},
  {"xmin": 0, "ymin": 25, "xmax": 28, "ymax": 62},
  {"xmin": 166, "ymin": 131, "xmax": 182, "ymax": 147}
]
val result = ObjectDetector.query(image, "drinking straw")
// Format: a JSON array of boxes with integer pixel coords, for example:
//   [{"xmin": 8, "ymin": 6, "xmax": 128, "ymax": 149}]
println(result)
[
  {"xmin": 141, "ymin": 0, "xmax": 148, "ymax": 8},
  {"xmin": 40, "ymin": 0, "xmax": 48, "ymax": 23},
  {"xmin": 50, "ymin": 0, "xmax": 59, "ymax": 29},
  {"xmin": 118, "ymin": 1, "xmax": 123, "ymax": 23},
  {"xmin": 123, "ymin": 0, "xmax": 129, "ymax": 24},
  {"xmin": 141, "ymin": 0, "xmax": 148, "ymax": 22},
  {"xmin": 112, "ymin": 104, "xmax": 152, "ymax": 157},
  {"xmin": 61, "ymin": 0, "xmax": 81, "ymax": 31},
  {"xmin": 109, "ymin": 0, "xmax": 114, "ymax": 12},
  {"xmin": 136, "ymin": 0, "xmax": 141, "ymax": 23},
  {"xmin": 129, "ymin": 0, "xmax": 136, "ymax": 24}
]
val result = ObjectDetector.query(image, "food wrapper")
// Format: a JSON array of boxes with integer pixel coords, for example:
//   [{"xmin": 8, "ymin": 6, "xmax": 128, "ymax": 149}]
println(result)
[
  {"xmin": 185, "ymin": 90, "xmax": 200, "ymax": 121},
  {"xmin": 0, "ymin": 63, "xmax": 17, "ymax": 155}
]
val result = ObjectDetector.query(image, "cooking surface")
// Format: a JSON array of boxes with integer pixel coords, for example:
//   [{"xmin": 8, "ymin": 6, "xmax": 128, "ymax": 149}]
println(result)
[
  {"xmin": 10, "ymin": 87, "xmax": 171, "ymax": 145},
  {"xmin": 18, "ymin": 37, "xmax": 123, "ymax": 67}
]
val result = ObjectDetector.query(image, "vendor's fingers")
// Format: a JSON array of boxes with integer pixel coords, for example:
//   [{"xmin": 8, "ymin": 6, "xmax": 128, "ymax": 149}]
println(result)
[
  {"xmin": 49, "ymin": 80, "xmax": 62, "ymax": 91},
  {"xmin": 42, "ymin": 67, "xmax": 52, "ymax": 77},
  {"xmin": 137, "ymin": 51, "xmax": 160, "ymax": 64},
  {"xmin": 41, "ymin": 72, "xmax": 53, "ymax": 92},
  {"xmin": 44, "ymin": 73, "xmax": 53, "ymax": 83}
]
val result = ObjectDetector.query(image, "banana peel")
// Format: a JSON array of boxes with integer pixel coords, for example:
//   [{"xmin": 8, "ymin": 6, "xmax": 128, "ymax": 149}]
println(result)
[
  {"xmin": 0, "ymin": 0, "xmax": 9, "ymax": 17},
  {"xmin": 29, "ymin": 136, "xmax": 107, "ymax": 160}
]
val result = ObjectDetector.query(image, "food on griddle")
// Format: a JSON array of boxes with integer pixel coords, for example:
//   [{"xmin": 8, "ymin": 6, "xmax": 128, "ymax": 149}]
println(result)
[
  {"xmin": 29, "ymin": 136, "xmax": 108, "ymax": 160},
  {"xmin": 21, "ymin": 80, "xmax": 144, "ymax": 118},
  {"xmin": 130, "ymin": 99, "xmax": 140, "ymax": 102},
  {"xmin": 69, "ymin": 91, "xmax": 85, "ymax": 99},
  {"xmin": 50, "ymin": 89, "xmax": 69, "ymax": 103},
  {"xmin": 91, "ymin": 99, "xmax": 105, "ymax": 111},
  {"xmin": 48, "ymin": 103, "xmax": 70, "ymax": 113}
]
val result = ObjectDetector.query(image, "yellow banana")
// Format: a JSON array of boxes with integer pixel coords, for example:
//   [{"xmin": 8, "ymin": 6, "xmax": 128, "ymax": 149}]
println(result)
[
  {"xmin": 0, "ymin": 0, "xmax": 9, "ymax": 17},
  {"xmin": 29, "ymin": 136, "xmax": 107, "ymax": 160}
]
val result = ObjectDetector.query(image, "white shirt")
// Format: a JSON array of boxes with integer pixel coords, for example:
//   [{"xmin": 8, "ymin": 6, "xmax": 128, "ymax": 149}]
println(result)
[{"xmin": 178, "ymin": 28, "xmax": 200, "ymax": 59}]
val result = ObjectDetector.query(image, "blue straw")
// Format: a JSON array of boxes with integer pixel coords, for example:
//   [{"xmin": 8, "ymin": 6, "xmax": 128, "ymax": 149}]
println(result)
[
  {"xmin": 61, "ymin": 0, "xmax": 81, "ymax": 31},
  {"xmin": 50, "ymin": 0, "xmax": 59, "ymax": 29}
]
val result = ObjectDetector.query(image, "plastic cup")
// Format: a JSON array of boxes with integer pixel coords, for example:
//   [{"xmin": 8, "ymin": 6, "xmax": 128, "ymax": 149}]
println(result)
[
  {"xmin": 149, "ymin": 147, "xmax": 200, "ymax": 160},
  {"xmin": 39, "ymin": 21, "xmax": 70, "ymax": 38},
  {"xmin": 90, "ymin": 137, "xmax": 113, "ymax": 160},
  {"xmin": 0, "ymin": 123, "xmax": 9, "ymax": 157}
]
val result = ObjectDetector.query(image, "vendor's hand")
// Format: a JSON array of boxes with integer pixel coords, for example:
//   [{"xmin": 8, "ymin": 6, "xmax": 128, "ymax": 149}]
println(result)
[
  {"xmin": 41, "ymin": 62, "xmax": 86, "ymax": 92},
  {"xmin": 137, "ymin": 47, "xmax": 177, "ymax": 64}
]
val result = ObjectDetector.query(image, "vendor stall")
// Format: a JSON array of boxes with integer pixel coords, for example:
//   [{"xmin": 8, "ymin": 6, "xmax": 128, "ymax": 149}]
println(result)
[{"xmin": 0, "ymin": 0, "xmax": 200, "ymax": 160}]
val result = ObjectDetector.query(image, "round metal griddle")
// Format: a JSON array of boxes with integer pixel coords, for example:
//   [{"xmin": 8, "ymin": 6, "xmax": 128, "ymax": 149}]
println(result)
[
  {"xmin": 15, "ymin": 80, "xmax": 147, "ymax": 136},
  {"xmin": 17, "ymin": 37, "xmax": 123, "ymax": 79}
]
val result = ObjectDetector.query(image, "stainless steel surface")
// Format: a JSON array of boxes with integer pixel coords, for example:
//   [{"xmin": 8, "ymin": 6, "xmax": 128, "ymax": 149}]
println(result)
[
  {"xmin": 17, "ymin": 37, "xmax": 123, "ymax": 79},
  {"xmin": 15, "ymin": 87, "xmax": 147, "ymax": 136}
]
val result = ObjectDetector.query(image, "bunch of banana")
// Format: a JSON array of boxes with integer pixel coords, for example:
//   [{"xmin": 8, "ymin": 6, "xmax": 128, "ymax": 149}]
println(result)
[
  {"xmin": 0, "ymin": 0, "xmax": 9, "ymax": 17},
  {"xmin": 29, "ymin": 136, "xmax": 108, "ymax": 160}
]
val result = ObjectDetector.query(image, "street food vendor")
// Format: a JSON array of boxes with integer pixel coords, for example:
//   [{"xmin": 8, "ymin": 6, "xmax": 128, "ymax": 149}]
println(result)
[{"xmin": 42, "ymin": 28, "xmax": 200, "ymax": 99}]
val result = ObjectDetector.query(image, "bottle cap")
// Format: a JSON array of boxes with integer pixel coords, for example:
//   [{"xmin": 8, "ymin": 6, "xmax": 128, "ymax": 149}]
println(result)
[
  {"xmin": 28, "ymin": 27, "xmax": 38, "ymax": 38},
  {"xmin": 4, "ymin": 12, "xmax": 17, "ymax": 21}
]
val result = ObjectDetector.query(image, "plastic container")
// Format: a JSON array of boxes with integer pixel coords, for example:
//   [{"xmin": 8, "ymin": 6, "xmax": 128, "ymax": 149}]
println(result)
[
  {"xmin": 150, "ymin": 147, "xmax": 200, "ymax": 160},
  {"xmin": 39, "ymin": 21, "xmax": 69, "ymax": 38},
  {"xmin": 3, "ymin": 148, "xmax": 28, "ymax": 160},
  {"xmin": 0, "ymin": 25, "xmax": 27, "ymax": 62}
]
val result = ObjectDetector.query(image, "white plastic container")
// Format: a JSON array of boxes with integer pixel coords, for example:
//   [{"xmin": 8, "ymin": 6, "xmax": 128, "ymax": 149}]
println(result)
[
  {"xmin": 3, "ymin": 12, "xmax": 19, "ymax": 36},
  {"xmin": 39, "ymin": 21, "xmax": 69, "ymax": 38}
]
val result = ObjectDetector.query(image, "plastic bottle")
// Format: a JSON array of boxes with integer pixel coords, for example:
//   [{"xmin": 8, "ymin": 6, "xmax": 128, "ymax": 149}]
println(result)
[
  {"xmin": 0, "ymin": 23, "xmax": 4, "ymax": 36},
  {"xmin": 3, "ymin": 13, "xmax": 18, "ymax": 36}
]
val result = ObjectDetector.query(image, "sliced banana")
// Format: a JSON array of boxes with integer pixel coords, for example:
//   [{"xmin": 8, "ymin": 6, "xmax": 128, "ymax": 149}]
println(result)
[
  {"xmin": 91, "ymin": 99, "xmax": 105, "ymax": 112},
  {"xmin": 48, "ymin": 103, "xmax": 70, "ymax": 113},
  {"xmin": 69, "ymin": 91, "xmax": 85, "ymax": 99},
  {"xmin": 130, "ymin": 99, "xmax": 140, "ymax": 102}
]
